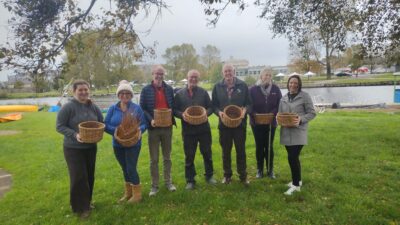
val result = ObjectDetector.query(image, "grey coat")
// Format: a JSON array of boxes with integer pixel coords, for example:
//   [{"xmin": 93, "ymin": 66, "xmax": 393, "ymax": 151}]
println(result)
[{"xmin": 279, "ymin": 91, "xmax": 316, "ymax": 146}]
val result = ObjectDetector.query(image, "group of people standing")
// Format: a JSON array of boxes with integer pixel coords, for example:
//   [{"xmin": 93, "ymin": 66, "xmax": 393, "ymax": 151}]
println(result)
[{"xmin": 56, "ymin": 64, "xmax": 316, "ymax": 218}]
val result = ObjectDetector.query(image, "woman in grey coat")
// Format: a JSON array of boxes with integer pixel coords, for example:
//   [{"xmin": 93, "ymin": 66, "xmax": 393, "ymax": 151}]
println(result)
[
  {"xmin": 56, "ymin": 80, "xmax": 103, "ymax": 218},
  {"xmin": 278, "ymin": 75, "xmax": 316, "ymax": 195}
]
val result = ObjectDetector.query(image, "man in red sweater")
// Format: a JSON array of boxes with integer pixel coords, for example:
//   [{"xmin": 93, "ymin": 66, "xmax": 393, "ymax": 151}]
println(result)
[{"xmin": 140, "ymin": 65, "xmax": 177, "ymax": 196}]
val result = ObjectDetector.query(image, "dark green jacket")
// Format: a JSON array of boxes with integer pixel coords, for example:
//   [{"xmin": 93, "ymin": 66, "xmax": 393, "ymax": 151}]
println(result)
[
  {"xmin": 174, "ymin": 86, "xmax": 212, "ymax": 135},
  {"xmin": 211, "ymin": 78, "xmax": 252, "ymax": 129}
]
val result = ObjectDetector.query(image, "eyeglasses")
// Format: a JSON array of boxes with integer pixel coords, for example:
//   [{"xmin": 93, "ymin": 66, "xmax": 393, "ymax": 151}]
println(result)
[{"xmin": 119, "ymin": 92, "xmax": 132, "ymax": 96}]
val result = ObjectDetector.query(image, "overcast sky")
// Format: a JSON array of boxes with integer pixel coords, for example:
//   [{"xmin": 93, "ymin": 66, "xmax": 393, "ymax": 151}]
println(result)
[{"xmin": 0, "ymin": 0, "xmax": 290, "ymax": 81}]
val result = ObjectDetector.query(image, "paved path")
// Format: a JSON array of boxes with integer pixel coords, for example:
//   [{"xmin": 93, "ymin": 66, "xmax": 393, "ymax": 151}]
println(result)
[{"xmin": 0, "ymin": 168, "xmax": 12, "ymax": 199}]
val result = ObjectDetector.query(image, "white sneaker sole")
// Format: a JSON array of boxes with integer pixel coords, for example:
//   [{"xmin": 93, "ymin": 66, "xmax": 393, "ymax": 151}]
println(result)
[{"xmin": 287, "ymin": 181, "xmax": 303, "ymax": 187}]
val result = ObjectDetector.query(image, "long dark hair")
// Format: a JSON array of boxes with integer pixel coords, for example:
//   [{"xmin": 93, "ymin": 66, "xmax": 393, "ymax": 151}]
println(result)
[{"xmin": 287, "ymin": 75, "xmax": 302, "ymax": 93}]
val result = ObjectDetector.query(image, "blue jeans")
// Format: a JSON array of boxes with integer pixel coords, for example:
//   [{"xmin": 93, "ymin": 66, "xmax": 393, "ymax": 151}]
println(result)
[{"xmin": 114, "ymin": 145, "xmax": 141, "ymax": 185}]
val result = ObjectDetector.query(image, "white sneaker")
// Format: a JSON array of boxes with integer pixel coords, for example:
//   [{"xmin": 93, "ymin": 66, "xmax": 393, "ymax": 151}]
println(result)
[
  {"xmin": 284, "ymin": 185, "xmax": 301, "ymax": 195},
  {"xmin": 166, "ymin": 183, "xmax": 177, "ymax": 192},
  {"xmin": 287, "ymin": 181, "xmax": 302, "ymax": 187},
  {"xmin": 149, "ymin": 187, "xmax": 158, "ymax": 197}
]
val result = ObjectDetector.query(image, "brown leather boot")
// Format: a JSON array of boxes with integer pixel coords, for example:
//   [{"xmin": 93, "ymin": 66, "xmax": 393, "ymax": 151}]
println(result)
[
  {"xmin": 128, "ymin": 184, "xmax": 142, "ymax": 203},
  {"xmin": 119, "ymin": 182, "xmax": 133, "ymax": 202}
]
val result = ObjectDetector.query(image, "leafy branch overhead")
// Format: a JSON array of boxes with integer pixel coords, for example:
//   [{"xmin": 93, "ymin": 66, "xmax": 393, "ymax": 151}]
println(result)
[
  {"xmin": 201, "ymin": 0, "xmax": 400, "ymax": 77},
  {"xmin": 1, "ymin": 0, "xmax": 398, "ymax": 78},
  {"xmin": 1, "ymin": 0, "xmax": 167, "ymax": 74}
]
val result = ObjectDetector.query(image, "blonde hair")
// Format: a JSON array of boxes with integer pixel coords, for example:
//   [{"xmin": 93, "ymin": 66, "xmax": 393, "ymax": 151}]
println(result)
[{"xmin": 260, "ymin": 68, "xmax": 273, "ymax": 78}]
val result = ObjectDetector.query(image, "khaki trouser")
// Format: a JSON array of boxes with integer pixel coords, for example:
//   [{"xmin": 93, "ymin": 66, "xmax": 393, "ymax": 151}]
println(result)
[{"xmin": 148, "ymin": 127, "xmax": 173, "ymax": 188}]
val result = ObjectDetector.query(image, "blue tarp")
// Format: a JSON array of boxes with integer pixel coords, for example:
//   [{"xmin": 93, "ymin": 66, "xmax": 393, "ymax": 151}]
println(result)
[
  {"xmin": 395, "ymin": 89, "xmax": 400, "ymax": 103},
  {"xmin": 48, "ymin": 105, "xmax": 61, "ymax": 112}
]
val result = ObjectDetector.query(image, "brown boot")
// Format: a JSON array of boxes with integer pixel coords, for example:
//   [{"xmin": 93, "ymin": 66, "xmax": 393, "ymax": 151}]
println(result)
[
  {"xmin": 128, "ymin": 184, "xmax": 142, "ymax": 203},
  {"xmin": 119, "ymin": 182, "xmax": 133, "ymax": 203}
]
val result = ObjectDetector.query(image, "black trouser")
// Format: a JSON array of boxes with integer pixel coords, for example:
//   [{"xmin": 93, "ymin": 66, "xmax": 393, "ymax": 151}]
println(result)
[
  {"xmin": 285, "ymin": 145, "xmax": 303, "ymax": 186},
  {"xmin": 219, "ymin": 127, "xmax": 247, "ymax": 180},
  {"xmin": 251, "ymin": 125, "xmax": 276, "ymax": 173},
  {"xmin": 64, "ymin": 146, "xmax": 97, "ymax": 213},
  {"xmin": 183, "ymin": 131, "xmax": 213, "ymax": 183}
]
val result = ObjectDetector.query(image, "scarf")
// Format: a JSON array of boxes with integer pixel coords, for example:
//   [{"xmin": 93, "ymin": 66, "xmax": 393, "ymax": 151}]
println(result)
[{"xmin": 259, "ymin": 82, "xmax": 272, "ymax": 104}]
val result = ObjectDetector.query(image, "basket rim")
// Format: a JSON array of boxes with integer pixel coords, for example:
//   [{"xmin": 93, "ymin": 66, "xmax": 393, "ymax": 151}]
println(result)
[
  {"xmin": 79, "ymin": 121, "xmax": 105, "ymax": 130},
  {"xmin": 184, "ymin": 106, "xmax": 206, "ymax": 118},
  {"xmin": 223, "ymin": 105, "xmax": 242, "ymax": 120},
  {"xmin": 277, "ymin": 112, "xmax": 298, "ymax": 116}
]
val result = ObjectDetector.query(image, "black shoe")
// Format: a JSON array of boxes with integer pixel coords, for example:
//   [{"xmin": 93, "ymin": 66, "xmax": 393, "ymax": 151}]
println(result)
[
  {"xmin": 256, "ymin": 170, "xmax": 263, "ymax": 179},
  {"xmin": 267, "ymin": 171, "xmax": 276, "ymax": 179},
  {"xmin": 78, "ymin": 210, "xmax": 91, "ymax": 219}
]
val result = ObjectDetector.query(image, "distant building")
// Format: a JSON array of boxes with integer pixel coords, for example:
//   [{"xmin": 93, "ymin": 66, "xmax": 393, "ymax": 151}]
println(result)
[
  {"xmin": 222, "ymin": 57, "xmax": 289, "ymax": 81},
  {"xmin": 6, "ymin": 69, "xmax": 58, "ymax": 89},
  {"xmin": 235, "ymin": 65, "xmax": 267, "ymax": 81},
  {"xmin": 271, "ymin": 66, "xmax": 289, "ymax": 75},
  {"xmin": 7, "ymin": 72, "xmax": 33, "ymax": 89}
]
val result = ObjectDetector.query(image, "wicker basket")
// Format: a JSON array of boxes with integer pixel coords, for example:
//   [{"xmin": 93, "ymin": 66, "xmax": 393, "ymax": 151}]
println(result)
[
  {"xmin": 254, "ymin": 113, "xmax": 275, "ymax": 125},
  {"xmin": 78, "ymin": 121, "xmax": 105, "ymax": 143},
  {"xmin": 276, "ymin": 112, "xmax": 299, "ymax": 128},
  {"xmin": 114, "ymin": 127, "xmax": 140, "ymax": 147},
  {"xmin": 184, "ymin": 106, "xmax": 207, "ymax": 125},
  {"xmin": 154, "ymin": 108, "xmax": 172, "ymax": 127},
  {"xmin": 222, "ymin": 105, "xmax": 243, "ymax": 128}
]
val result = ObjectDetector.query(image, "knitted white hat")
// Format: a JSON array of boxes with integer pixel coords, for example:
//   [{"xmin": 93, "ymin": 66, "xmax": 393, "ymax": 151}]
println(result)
[{"xmin": 116, "ymin": 80, "xmax": 134, "ymax": 96}]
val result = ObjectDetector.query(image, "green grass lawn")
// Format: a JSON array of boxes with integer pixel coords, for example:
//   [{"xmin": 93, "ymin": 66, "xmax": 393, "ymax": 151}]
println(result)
[{"xmin": 0, "ymin": 111, "xmax": 399, "ymax": 224}]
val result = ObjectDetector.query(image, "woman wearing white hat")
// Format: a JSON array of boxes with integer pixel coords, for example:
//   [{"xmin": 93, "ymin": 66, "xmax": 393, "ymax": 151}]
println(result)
[{"xmin": 105, "ymin": 80, "xmax": 147, "ymax": 203}]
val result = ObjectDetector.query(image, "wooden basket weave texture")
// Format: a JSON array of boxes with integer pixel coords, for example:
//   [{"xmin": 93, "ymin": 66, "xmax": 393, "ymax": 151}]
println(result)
[
  {"xmin": 154, "ymin": 108, "xmax": 172, "ymax": 127},
  {"xmin": 222, "ymin": 105, "xmax": 242, "ymax": 128},
  {"xmin": 254, "ymin": 113, "xmax": 275, "ymax": 125},
  {"xmin": 276, "ymin": 112, "xmax": 298, "ymax": 128},
  {"xmin": 184, "ymin": 106, "xmax": 207, "ymax": 125},
  {"xmin": 78, "ymin": 121, "xmax": 105, "ymax": 143}
]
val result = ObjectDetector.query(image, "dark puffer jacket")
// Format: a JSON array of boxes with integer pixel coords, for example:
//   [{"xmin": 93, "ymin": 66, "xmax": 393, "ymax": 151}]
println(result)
[{"xmin": 140, "ymin": 81, "xmax": 176, "ymax": 128}]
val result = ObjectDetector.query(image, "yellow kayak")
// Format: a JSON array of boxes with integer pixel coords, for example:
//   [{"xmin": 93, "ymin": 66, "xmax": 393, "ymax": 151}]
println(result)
[
  {"xmin": 0, "ymin": 105, "xmax": 38, "ymax": 112},
  {"xmin": 0, "ymin": 113, "xmax": 22, "ymax": 123}
]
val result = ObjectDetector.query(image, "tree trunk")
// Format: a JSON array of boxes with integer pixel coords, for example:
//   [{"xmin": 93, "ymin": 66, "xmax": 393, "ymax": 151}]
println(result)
[{"xmin": 325, "ymin": 45, "xmax": 332, "ymax": 80}]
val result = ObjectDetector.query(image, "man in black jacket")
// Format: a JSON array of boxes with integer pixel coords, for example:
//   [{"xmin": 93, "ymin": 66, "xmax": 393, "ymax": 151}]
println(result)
[
  {"xmin": 212, "ymin": 64, "xmax": 251, "ymax": 184},
  {"xmin": 174, "ymin": 70, "xmax": 216, "ymax": 190}
]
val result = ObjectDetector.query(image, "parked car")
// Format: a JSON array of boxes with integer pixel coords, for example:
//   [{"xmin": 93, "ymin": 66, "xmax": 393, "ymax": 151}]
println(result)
[{"xmin": 335, "ymin": 72, "xmax": 352, "ymax": 77}]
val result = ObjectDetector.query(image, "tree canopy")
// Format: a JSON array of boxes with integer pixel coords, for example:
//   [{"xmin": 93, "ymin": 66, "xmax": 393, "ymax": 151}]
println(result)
[
  {"xmin": 62, "ymin": 30, "xmax": 146, "ymax": 88},
  {"xmin": 201, "ymin": 0, "xmax": 400, "ymax": 76},
  {"xmin": 1, "ymin": 0, "xmax": 165, "ymax": 74},
  {"xmin": 162, "ymin": 43, "xmax": 202, "ymax": 81},
  {"xmin": 1, "ymin": 0, "xmax": 399, "ymax": 79}
]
